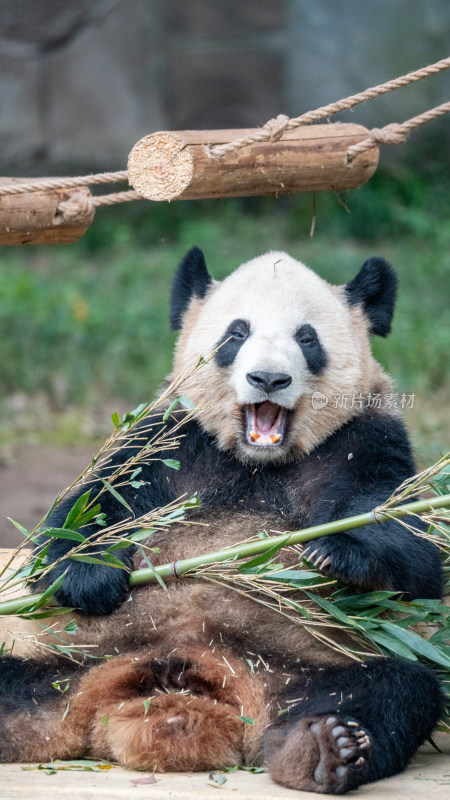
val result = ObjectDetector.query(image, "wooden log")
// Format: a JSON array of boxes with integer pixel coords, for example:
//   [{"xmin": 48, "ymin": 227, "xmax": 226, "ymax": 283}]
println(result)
[
  {"xmin": 0, "ymin": 181, "xmax": 95, "ymax": 245},
  {"xmin": 127, "ymin": 123, "xmax": 379, "ymax": 202}
]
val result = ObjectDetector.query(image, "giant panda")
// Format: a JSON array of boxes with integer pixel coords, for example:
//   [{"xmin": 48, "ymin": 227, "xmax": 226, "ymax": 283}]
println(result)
[{"xmin": 0, "ymin": 248, "xmax": 443, "ymax": 794}]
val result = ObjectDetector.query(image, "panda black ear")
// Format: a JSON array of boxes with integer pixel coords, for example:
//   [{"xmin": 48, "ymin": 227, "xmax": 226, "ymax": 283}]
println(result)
[
  {"xmin": 344, "ymin": 257, "xmax": 397, "ymax": 337},
  {"xmin": 170, "ymin": 247, "xmax": 213, "ymax": 330}
]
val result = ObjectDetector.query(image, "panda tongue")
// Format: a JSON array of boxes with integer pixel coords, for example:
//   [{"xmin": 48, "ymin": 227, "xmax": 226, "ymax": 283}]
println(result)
[{"xmin": 255, "ymin": 401, "xmax": 279, "ymax": 433}]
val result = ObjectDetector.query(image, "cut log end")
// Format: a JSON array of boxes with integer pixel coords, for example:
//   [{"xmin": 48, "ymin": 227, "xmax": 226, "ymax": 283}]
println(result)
[{"xmin": 128, "ymin": 132, "xmax": 194, "ymax": 202}]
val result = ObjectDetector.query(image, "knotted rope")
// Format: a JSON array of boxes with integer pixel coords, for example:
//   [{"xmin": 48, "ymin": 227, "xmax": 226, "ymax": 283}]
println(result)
[
  {"xmin": 0, "ymin": 55, "xmax": 448, "ymax": 213},
  {"xmin": 206, "ymin": 56, "xmax": 450, "ymax": 160},
  {"xmin": 346, "ymin": 101, "xmax": 450, "ymax": 163}
]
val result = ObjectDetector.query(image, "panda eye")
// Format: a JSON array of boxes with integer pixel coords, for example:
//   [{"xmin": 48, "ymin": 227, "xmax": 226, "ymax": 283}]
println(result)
[
  {"xmin": 229, "ymin": 320, "xmax": 249, "ymax": 340},
  {"xmin": 295, "ymin": 324, "xmax": 319, "ymax": 348},
  {"xmin": 299, "ymin": 333, "xmax": 315, "ymax": 346}
]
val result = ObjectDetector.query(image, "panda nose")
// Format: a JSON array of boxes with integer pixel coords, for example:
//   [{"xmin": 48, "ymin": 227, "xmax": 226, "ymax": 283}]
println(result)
[{"xmin": 246, "ymin": 371, "xmax": 292, "ymax": 394}]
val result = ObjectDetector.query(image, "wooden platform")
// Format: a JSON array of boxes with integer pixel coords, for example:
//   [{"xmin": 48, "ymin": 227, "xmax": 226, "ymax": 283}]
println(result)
[{"xmin": 1, "ymin": 749, "xmax": 450, "ymax": 800}]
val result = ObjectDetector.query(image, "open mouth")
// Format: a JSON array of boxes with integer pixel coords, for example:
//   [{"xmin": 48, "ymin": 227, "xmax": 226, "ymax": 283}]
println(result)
[{"xmin": 244, "ymin": 402, "xmax": 288, "ymax": 447}]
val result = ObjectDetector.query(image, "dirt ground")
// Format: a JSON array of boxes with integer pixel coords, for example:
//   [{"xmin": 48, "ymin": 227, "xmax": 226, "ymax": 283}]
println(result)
[{"xmin": 0, "ymin": 445, "xmax": 95, "ymax": 548}]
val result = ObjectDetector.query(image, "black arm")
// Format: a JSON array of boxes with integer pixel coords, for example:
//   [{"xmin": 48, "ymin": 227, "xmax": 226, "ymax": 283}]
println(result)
[
  {"xmin": 33, "ymin": 411, "xmax": 180, "ymax": 615},
  {"xmin": 300, "ymin": 411, "xmax": 443, "ymax": 600}
]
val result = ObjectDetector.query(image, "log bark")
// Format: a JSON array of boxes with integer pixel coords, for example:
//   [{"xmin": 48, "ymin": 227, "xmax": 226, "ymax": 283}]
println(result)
[
  {"xmin": 127, "ymin": 123, "xmax": 379, "ymax": 202},
  {"xmin": 0, "ymin": 182, "xmax": 94, "ymax": 245}
]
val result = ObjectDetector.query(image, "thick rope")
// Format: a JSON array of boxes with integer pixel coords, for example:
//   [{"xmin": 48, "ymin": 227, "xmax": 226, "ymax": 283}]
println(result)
[
  {"xmin": 0, "ymin": 56, "xmax": 448, "ymax": 203},
  {"xmin": 0, "ymin": 171, "xmax": 128, "ymax": 198},
  {"xmin": 91, "ymin": 190, "xmax": 143, "ymax": 207},
  {"xmin": 54, "ymin": 189, "xmax": 143, "ymax": 224},
  {"xmin": 206, "ymin": 56, "xmax": 450, "ymax": 159},
  {"xmin": 346, "ymin": 101, "xmax": 450, "ymax": 163}
]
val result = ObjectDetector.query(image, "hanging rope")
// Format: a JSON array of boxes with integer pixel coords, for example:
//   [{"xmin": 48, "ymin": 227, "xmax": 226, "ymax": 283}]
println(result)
[
  {"xmin": 346, "ymin": 101, "xmax": 450, "ymax": 163},
  {"xmin": 206, "ymin": 56, "xmax": 450, "ymax": 159},
  {"xmin": 0, "ymin": 55, "xmax": 448, "ymax": 208}
]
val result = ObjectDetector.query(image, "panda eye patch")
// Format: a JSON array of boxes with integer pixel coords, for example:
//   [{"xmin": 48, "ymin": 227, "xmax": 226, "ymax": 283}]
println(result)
[
  {"xmin": 215, "ymin": 319, "xmax": 250, "ymax": 367},
  {"xmin": 295, "ymin": 324, "xmax": 327, "ymax": 375}
]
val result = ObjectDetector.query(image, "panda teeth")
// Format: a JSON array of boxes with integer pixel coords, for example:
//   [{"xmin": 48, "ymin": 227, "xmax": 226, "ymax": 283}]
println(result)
[{"xmin": 244, "ymin": 403, "xmax": 287, "ymax": 447}]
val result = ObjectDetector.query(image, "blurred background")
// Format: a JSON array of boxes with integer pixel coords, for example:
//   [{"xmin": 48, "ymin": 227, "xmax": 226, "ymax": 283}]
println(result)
[{"xmin": 0, "ymin": 0, "xmax": 449, "ymax": 545}]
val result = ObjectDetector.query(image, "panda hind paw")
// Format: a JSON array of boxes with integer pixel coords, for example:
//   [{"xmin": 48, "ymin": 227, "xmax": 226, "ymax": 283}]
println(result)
[{"xmin": 267, "ymin": 714, "xmax": 371, "ymax": 794}]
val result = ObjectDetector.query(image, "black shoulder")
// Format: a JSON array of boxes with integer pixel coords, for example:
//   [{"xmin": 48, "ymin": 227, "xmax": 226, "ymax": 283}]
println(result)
[{"xmin": 327, "ymin": 409, "xmax": 416, "ymax": 488}]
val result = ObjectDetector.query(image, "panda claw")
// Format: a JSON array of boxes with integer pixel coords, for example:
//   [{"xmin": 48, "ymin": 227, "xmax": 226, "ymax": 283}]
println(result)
[{"xmin": 320, "ymin": 556, "xmax": 332, "ymax": 569}]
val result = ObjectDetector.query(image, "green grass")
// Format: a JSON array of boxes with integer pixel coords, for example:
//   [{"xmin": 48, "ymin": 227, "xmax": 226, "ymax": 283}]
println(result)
[{"xmin": 0, "ymin": 165, "xmax": 449, "ymax": 464}]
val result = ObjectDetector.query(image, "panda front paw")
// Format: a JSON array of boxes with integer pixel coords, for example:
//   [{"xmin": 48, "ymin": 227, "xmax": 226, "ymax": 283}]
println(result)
[
  {"xmin": 303, "ymin": 535, "xmax": 378, "ymax": 590},
  {"xmin": 39, "ymin": 555, "xmax": 133, "ymax": 616}
]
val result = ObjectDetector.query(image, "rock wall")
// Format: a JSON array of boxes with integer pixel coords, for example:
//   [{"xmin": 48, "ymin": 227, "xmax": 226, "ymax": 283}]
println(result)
[{"xmin": 0, "ymin": 0, "xmax": 448, "ymax": 172}]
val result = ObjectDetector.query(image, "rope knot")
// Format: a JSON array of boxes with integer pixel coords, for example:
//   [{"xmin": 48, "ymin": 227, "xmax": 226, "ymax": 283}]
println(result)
[
  {"xmin": 368, "ymin": 123, "xmax": 410, "ymax": 145},
  {"xmin": 262, "ymin": 114, "xmax": 290, "ymax": 142},
  {"xmin": 54, "ymin": 190, "xmax": 94, "ymax": 225}
]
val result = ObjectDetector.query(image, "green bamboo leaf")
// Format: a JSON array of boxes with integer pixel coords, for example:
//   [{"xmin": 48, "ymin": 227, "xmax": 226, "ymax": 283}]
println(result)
[
  {"xmin": 101, "ymin": 478, "xmax": 132, "ymax": 511},
  {"xmin": 161, "ymin": 459, "xmax": 180, "ymax": 470},
  {"xmin": 178, "ymin": 394, "xmax": 195, "ymax": 410},
  {"xmin": 100, "ymin": 552, "xmax": 129, "ymax": 570},
  {"xmin": 429, "ymin": 629, "xmax": 450, "ymax": 646},
  {"xmin": 69, "ymin": 554, "xmax": 125, "ymax": 569},
  {"xmin": 163, "ymin": 394, "xmax": 195, "ymax": 422},
  {"xmin": 42, "ymin": 527, "xmax": 86, "ymax": 543},
  {"xmin": 305, "ymin": 592, "xmax": 367, "ymax": 628},
  {"xmin": 238, "ymin": 539, "xmax": 288, "ymax": 571},
  {"xmin": 185, "ymin": 493, "xmax": 200, "ymax": 508},
  {"xmin": 7, "ymin": 518, "xmax": 34, "ymax": 541},
  {"xmin": 366, "ymin": 630, "xmax": 418, "ymax": 660},
  {"xmin": 63, "ymin": 491, "xmax": 91, "ymax": 530},
  {"xmin": 379, "ymin": 622, "xmax": 450, "ymax": 667},
  {"xmin": 111, "ymin": 411, "xmax": 120, "ymax": 427},
  {"xmin": 120, "ymin": 403, "xmax": 148, "ymax": 430},
  {"xmin": 283, "ymin": 597, "xmax": 314, "ymax": 618},
  {"xmin": 64, "ymin": 620, "xmax": 79, "ymax": 634},
  {"xmin": 27, "ymin": 540, "xmax": 51, "ymax": 576},
  {"xmin": 139, "ymin": 554, "xmax": 167, "ymax": 592},
  {"xmin": 76, "ymin": 504, "xmax": 102, "ymax": 529},
  {"xmin": 210, "ymin": 773, "xmax": 227, "ymax": 785},
  {"xmin": 163, "ymin": 398, "xmax": 180, "ymax": 421},
  {"xmin": 19, "ymin": 607, "xmax": 75, "ymax": 620},
  {"xmin": 106, "ymin": 539, "xmax": 135, "ymax": 552},
  {"xmin": 143, "ymin": 698, "xmax": 152, "ymax": 716},
  {"xmin": 333, "ymin": 591, "xmax": 398, "ymax": 611},
  {"xmin": 27, "ymin": 571, "xmax": 68, "ymax": 612},
  {"xmin": 128, "ymin": 529, "xmax": 156, "ymax": 543},
  {"xmin": 261, "ymin": 569, "xmax": 325, "ymax": 583}
]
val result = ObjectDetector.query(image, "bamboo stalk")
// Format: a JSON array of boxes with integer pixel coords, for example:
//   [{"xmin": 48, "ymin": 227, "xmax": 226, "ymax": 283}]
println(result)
[{"xmin": 1, "ymin": 493, "xmax": 448, "ymax": 617}]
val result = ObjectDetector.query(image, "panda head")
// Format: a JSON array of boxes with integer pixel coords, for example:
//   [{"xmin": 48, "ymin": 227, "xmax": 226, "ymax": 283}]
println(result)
[{"xmin": 170, "ymin": 247, "xmax": 397, "ymax": 463}]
